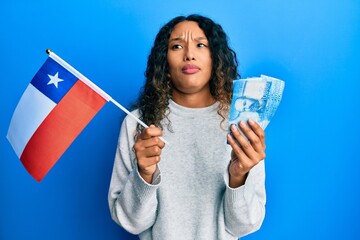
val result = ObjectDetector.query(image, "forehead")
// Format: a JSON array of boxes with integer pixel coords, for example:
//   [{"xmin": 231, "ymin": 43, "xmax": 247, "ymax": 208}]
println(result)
[{"xmin": 170, "ymin": 21, "xmax": 207, "ymax": 38}]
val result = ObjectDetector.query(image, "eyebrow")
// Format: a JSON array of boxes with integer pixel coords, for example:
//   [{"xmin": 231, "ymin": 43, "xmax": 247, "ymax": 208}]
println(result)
[{"xmin": 169, "ymin": 36, "xmax": 208, "ymax": 42}]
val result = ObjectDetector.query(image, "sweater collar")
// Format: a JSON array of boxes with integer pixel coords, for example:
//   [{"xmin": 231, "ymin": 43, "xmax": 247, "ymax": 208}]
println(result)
[{"xmin": 168, "ymin": 99, "xmax": 219, "ymax": 118}]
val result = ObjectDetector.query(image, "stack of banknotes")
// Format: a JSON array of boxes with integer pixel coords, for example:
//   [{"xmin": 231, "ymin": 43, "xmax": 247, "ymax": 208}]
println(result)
[{"xmin": 229, "ymin": 75, "xmax": 285, "ymax": 132}]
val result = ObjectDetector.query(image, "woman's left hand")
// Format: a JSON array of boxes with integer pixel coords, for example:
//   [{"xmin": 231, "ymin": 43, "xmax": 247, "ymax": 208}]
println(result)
[{"xmin": 227, "ymin": 119, "xmax": 266, "ymax": 188}]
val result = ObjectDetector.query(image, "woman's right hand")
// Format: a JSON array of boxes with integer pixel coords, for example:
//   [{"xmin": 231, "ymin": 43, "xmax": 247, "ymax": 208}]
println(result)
[{"xmin": 133, "ymin": 125, "xmax": 165, "ymax": 183}]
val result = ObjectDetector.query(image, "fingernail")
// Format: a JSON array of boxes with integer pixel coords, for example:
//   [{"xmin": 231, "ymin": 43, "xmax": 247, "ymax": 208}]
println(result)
[
  {"xmin": 231, "ymin": 124, "xmax": 237, "ymax": 131},
  {"xmin": 248, "ymin": 119, "xmax": 255, "ymax": 125},
  {"xmin": 239, "ymin": 121, "xmax": 246, "ymax": 127}
]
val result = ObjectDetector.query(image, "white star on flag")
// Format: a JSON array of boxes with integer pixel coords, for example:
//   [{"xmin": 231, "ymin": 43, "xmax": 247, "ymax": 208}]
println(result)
[{"xmin": 47, "ymin": 72, "xmax": 64, "ymax": 88}]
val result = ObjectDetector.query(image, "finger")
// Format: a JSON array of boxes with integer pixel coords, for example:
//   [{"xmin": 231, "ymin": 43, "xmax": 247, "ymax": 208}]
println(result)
[
  {"xmin": 238, "ymin": 121, "xmax": 264, "ymax": 153},
  {"xmin": 248, "ymin": 119, "xmax": 266, "ymax": 148},
  {"xmin": 139, "ymin": 125, "xmax": 163, "ymax": 140},
  {"xmin": 136, "ymin": 145, "xmax": 162, "ymax": 159},
  {"xmin": 227, "ymin": 133, "xmax": 250, "ymax": 162},
  {"xmin": 231, "ymin": 150, "xmax": 237, "ymax": 161},
  {"xmin": 230, "ymin": 124, "xmax": 258, "ymax": 159},
  {"xmin": 138, "ymin": 155, "xmax": 161, "ymax": 169},
  {"xmin": 156, "ymin": 137, "xmax": 166, "ymax": 149},
  {"xmin": 227, "ymin": 144, "xmax": 253, "ymax": 176},
  {"xmin": 138, "ymin": 137, "xmax": 165, "ymax": 149}
]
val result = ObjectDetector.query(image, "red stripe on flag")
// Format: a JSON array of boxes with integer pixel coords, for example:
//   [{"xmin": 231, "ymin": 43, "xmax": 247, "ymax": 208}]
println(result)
[{"xmin": 20, "ymin": 80, "xmax": 107, "ymax": 181}]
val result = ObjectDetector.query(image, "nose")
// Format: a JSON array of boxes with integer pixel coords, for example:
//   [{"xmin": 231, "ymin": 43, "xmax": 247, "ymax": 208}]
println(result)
[{"xmin": 184, "ymin": 45, "xmax": 195, "ymax": 61}]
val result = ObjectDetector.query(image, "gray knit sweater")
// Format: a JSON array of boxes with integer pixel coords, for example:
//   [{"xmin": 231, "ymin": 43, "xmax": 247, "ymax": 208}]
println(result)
[{"xmin": 108, "ymin": 100, "xmax": 266, "ymax": 240}]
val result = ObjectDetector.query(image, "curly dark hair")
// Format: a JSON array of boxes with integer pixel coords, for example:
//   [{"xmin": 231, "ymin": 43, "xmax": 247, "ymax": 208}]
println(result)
[{"xmin": 135, "ymin": 14, "xmax": 240, "ymax": 133}]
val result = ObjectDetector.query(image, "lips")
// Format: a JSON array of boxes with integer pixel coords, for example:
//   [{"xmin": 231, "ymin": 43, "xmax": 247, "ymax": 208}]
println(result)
[{"xmin": 182, "ymin": 64, "xmax": 200, "ymax": 74}]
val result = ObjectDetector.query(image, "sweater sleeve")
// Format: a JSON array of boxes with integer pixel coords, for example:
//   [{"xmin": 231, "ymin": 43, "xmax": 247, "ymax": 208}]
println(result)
[
  {"xmin": 223, "ymin": 160, "xmax": 266, "ymax": 237},
  {"xmin": 108, "ymin": 115, "xmax": 161, "ymax": 235}
]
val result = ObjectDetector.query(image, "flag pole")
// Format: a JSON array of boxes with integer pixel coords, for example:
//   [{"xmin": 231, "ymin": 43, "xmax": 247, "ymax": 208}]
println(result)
[{"xmin": 45, "ymin": 49, "xmax": 169, "ymax": 145}]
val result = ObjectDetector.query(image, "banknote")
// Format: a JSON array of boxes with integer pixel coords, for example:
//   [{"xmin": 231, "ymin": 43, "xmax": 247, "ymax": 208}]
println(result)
[{"xmin": 229, "ymin": 75, "xmax": 285, "ymax": 134}]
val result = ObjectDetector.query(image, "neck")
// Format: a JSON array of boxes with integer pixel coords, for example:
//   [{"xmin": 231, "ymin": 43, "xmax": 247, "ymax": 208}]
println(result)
[{"xmin": 172, "ymin": 89, "xmax": 216, "ymax": 108}]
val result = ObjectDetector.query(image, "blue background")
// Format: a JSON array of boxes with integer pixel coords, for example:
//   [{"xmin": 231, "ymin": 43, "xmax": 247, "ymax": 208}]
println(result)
[{"xmin": 1, "ymin": 0, "xmax": 359, "ymax": 239}]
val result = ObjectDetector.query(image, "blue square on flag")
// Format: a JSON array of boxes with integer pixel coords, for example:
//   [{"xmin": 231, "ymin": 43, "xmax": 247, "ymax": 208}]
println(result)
[{"xmin": 31, "ymin": 57, "xmax": 77, "ymax": 103}]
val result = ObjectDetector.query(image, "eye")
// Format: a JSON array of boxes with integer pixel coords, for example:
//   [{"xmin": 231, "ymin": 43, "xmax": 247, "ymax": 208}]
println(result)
[
  {"xmin": 197, "ymin": 43, "xmax": 207, "ymax": 48},
  {"xmin": 171, "ymin": 44, "xmax": 183, "ymax": 50}
]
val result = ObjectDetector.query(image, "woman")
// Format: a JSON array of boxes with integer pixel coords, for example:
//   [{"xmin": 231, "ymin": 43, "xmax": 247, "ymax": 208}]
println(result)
[{"xmin": 108, "ymin": 14, "xmax": 266, "ymax": 239}]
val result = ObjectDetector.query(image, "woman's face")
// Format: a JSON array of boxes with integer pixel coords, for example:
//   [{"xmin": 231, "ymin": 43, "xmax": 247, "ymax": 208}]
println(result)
[{"xmin": 167, "ymin": 21, "xmax": 212, "ymax": 96}]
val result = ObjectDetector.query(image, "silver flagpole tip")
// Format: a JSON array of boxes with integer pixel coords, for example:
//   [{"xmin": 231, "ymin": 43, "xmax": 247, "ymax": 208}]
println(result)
[{"xmin": 46, "ymin": 49, "xmax": 51, "ymax": 54}]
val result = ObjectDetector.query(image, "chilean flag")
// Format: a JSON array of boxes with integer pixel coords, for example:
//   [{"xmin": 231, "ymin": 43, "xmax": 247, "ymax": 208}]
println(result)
[{"xmin": 7, "ymin": 53, "xmax": 110, "ymax": 181}]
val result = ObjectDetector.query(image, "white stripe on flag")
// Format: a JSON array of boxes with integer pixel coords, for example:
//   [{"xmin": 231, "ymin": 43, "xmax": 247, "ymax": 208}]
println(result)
[{"xmin": 7, "ymin": 84, "xmax": 56, "ymax": 157}]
